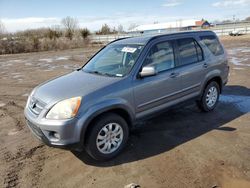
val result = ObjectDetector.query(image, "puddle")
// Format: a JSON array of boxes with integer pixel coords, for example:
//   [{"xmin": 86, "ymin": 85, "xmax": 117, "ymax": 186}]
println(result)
[
  {"xmin": 220, "ymin": 95, "xmax": 250, "ymax": 113},
  {"xmin": 0, "ymin": 102, "xmax": 6, "ymax": 107}
]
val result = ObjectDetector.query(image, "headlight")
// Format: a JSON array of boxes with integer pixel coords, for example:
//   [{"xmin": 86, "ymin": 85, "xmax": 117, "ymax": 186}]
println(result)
[{"xmin": 46, "ymin": 97, "xmax": 82, "ymax": 120}]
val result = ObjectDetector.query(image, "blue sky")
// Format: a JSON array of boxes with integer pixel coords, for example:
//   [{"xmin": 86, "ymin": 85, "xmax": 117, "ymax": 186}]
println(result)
[{"xmin": 0, "ymin": 0, "xmax": 250, "ymax": 32}]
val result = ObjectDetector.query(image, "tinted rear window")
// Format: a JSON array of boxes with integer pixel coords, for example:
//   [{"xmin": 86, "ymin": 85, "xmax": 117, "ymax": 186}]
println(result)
[
  {"xmin": 200, "ymin": 35, "xmax": 224, "ymax": 56},
  {"xmin": 177, "ymin": 38, "xmax": 203, "ymax": 66}
]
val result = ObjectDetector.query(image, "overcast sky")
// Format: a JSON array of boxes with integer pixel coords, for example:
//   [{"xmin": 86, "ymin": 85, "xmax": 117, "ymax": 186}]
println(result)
[{"xmin": 0, "ymin": 0, "xmax": 250, "ymax": 32}]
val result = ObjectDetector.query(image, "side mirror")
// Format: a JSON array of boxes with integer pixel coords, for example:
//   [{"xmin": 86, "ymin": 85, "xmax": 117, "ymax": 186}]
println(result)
[{"xmin": 139, "ymin": 66, "xmax": 157, "ymax": 78}]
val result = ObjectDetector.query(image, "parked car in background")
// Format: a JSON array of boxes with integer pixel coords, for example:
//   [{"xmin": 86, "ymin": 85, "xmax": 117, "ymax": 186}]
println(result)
[
  {"xmin": 24, "ymin": 31, "xmax": 229, "ymax": 161},
  {"xmin": 229, "ymin": 29, "xmax": 245, "ymax": 36}
]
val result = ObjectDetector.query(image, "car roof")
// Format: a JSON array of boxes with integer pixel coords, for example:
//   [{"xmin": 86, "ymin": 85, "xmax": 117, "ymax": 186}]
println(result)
[{"xmin": 111, "ymin": 30, "xmax": 215, "ymax": 45}]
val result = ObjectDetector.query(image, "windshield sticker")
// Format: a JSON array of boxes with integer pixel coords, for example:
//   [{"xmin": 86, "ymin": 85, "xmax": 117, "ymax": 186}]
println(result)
[
  {"xmin": 115, "ymin": 74, "xmax": 123, "ymax": 77},
  {"xmin": 122, "ymin": 47, "xmax": 137, "ymax": 53}
]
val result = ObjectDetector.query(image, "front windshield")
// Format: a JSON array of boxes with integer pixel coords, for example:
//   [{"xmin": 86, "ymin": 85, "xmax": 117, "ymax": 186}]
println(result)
[{"xmin": 82, "ymin": 44, "xmax": 144, "ymax": 77}]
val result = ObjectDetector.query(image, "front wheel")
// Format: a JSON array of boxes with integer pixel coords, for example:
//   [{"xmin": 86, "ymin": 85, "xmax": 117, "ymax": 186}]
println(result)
[
  {"xmin": 197, "ymin": 81, "xmax": 220, "ymax": 112},
  {"xmin": 85, "ymin": 113, "xmax": 129, "ymax": 161}
]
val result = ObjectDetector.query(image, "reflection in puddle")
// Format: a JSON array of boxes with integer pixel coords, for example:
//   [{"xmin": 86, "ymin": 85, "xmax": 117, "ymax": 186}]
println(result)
[{"xmin": 220, "ymin": 95, "xmax": 250, "ymax": 113}]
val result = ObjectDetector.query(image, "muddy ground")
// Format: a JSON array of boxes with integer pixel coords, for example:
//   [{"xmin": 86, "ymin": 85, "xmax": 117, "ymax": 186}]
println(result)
[{"xmin": 0, "ymin": 35, "xmax": 250, "ymax": 188}]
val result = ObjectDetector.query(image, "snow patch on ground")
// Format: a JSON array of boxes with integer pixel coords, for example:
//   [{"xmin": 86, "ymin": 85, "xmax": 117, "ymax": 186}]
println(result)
[
  {"xmin": 220, "ymin": 95, "xmax": 250, "ymax": 113},
  {"xmin": 55, "ymin": 56, "xmax": 70, "ymax": 61},
  {"xmin": 13, "ymin": 75, "xmax": 23, "ymax": 79},
  {"xmin": 8, "ymin": 59, "xmax": 25, "ymax": 63},
  {"xmin": 230, "ymin": 57, "xmax": 250, "ymax": 67},
  {"xmin": 241, "ymin": 49, "xmax": 250, "ymax": 53},
  {"xmin": 22, "ymin": 93, "xmax": 29, "ymax": 97},
  {"xmin": 227, "ymin": 47, "xmax": 250, "ymax": 55},
  {"xmin": 39, "ymin": 58, "xmax": 53, "ymax": 63},
  {"xmin": 233, "ymin": 67, "xmax": 245, "ymax": 70},
  {"xmin": 0, "ymin": 102, "xmax": 6, "ymax": 107},
  {"xmin": 8, "ymin": 129, "xmax": 19, "ymax": 136},
  {"xmin": 39, "ymin": 56, "xmax": 69, "ymax": 63}
]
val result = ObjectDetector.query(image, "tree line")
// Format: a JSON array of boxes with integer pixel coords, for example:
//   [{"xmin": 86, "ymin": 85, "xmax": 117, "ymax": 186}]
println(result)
[{"xmin": 0, "ymin": 16, "xmax": 128, "ymax": 54}]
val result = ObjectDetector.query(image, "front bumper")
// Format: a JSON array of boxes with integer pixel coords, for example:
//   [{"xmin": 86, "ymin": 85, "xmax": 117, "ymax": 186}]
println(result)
[{"xmin": 24, "ymin": 106, "xmax": 84, "ymax": 150}]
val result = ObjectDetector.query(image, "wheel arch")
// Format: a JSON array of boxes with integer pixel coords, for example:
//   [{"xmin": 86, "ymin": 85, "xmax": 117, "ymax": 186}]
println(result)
[
  {"xmin": 204, "ymin": 76, "xmax": 222, "ymax": 93},
  {"xmin": 80, "ymin": 104, "xmax": 135, "ymax": 147}
]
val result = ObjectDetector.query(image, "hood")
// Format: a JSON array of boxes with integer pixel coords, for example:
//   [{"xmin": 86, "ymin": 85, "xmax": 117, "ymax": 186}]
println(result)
[{"xmin": 34, "ymin": 70, "xmax": 120, "ymax": 104}]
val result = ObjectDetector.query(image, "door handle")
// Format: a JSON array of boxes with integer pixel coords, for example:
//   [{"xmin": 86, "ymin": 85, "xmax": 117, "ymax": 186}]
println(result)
[
  {"xmin": 170, "ymin": 72, "xmax": 179, "ymax": 78},
  {"xmin": 203, "ymin": 63, "xmax": 208, "ymax": 68}
]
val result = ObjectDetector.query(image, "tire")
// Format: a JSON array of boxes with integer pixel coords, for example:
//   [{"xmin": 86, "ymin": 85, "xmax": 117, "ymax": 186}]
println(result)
[
  {"xmin": 85, "ymin": 113, "xmax": 129, "ymax": 161},
  {"xmin": 197, "ymin": 81, "xmax": 220, "ymax": 112}
]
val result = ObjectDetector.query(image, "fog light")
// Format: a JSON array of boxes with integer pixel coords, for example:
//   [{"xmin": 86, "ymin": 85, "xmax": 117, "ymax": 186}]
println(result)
[
  {"xmin": 53, "ymin": 132, "xmax": 60, "ymax": 139},
  {"xmin": 50, "ymin": 131, "xmax": 60, "ymax": 139}
]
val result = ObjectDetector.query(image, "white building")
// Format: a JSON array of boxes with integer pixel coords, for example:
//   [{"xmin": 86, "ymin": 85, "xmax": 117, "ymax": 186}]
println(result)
[{"xmin": 129, "ymin": 19, "xmax": 200, "ymax": 34}]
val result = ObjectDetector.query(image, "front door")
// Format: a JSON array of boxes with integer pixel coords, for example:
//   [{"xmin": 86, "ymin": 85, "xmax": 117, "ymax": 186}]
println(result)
[{"xmin": 133, "ymin": 40, "xmax": 182, "ymax": 115}]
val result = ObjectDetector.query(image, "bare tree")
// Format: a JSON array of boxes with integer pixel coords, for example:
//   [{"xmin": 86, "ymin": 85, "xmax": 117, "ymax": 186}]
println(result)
[
  {"xmin": 96, "ymin": 24, "xmax": 111, "ymax": 35},
  {"xmin": 117, "ymin": 24, "xmax": 124, "ymax": 33},
  {"xmin": 0, "ymin": 20, "xmax": 6, "ymax": 35},
  {"xmin": 128, "ymin": 23, "xmax": 138, "ymax": 31},
  {"xmin": 61, "ymin": 16, "xmax": 78, "ymax": 40}
]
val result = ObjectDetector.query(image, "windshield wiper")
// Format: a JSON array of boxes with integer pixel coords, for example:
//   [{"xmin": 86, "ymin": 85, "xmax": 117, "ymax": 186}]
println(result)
[{"xmin": 85, "ymin": 70, "xmax": 118, "ymax": 77}]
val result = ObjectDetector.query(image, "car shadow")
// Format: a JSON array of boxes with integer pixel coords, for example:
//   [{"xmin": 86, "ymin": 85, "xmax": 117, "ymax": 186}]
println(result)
[{"xmin": 72, "ymin": 85, "xmax": 250, "ymax": 167}]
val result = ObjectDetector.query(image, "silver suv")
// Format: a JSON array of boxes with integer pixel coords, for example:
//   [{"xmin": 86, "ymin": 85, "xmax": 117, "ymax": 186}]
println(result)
[{"xmin": 24, "ymin": 31, "xmax": 229, "ymax": 160}]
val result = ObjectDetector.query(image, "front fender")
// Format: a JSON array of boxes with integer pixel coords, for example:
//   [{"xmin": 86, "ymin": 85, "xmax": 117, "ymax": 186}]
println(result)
[{"xmin": 76, "ymin": 98, "xmax": 135, "ymax": 146}]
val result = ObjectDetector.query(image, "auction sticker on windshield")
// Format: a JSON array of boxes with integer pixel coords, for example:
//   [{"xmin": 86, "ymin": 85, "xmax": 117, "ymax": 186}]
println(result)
[{"xmin": 122, "ymin": 47, "xmax": 137, "ymax": 53}]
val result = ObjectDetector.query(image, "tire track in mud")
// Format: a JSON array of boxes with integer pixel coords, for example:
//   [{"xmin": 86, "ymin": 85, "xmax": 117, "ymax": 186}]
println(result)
[
  {"xmin": 1, "ymin": 99, "xmax": 47, "ymax": 187},
  {"xmin": 0, "ymin": 100, "xmax": 25, "ymax": 131},
  {"xmin": 2, "ymin": 145, "xmax": 46, "ymax": 188}
]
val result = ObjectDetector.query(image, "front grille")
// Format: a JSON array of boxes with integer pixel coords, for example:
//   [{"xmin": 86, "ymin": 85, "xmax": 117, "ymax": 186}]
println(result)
[{"xmin": 29, "ymin": 97, "xmax": 46, "ymax": 116}]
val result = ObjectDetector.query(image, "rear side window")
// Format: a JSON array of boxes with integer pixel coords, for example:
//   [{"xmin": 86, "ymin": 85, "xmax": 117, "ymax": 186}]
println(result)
[
  {"xmin": 200, "ymin": 35, "xmax": 224, "ymax": 56},
  {"xmin": 177, "ymin": 38, "xmax": 203, "ymax": 66}
]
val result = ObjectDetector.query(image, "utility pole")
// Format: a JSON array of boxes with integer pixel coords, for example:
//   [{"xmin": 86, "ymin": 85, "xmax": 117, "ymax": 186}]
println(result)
[{"xmin": 233, "ymin": 15, "xmax": 236, "ymax": 32}]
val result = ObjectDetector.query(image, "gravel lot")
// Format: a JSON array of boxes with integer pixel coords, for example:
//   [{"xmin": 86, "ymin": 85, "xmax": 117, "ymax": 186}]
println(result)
[{"xmin": 0, "ymin": 35, "xmax": 250, "ymax": 188}]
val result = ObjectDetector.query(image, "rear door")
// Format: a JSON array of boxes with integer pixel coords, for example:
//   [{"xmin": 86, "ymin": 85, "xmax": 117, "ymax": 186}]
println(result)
[{"xmin": 174, "ymin": 37, "xmax": 208, "ymax": 97}]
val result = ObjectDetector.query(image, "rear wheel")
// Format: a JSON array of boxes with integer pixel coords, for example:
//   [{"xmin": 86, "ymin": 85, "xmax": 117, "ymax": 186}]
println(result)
[
  {"xmin": 85, "ymin": 113, "xmax": 129, "ymax": 161},
  {"xmin": 197, "ymin": 81, "xmax": 220, "ymax": 112}
]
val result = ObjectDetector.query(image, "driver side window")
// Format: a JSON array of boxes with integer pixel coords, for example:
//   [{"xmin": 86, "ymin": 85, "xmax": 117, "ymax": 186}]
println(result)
[{"xmin": 144, "ymin": 41, "xmax": 175, "ymax": 72}]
